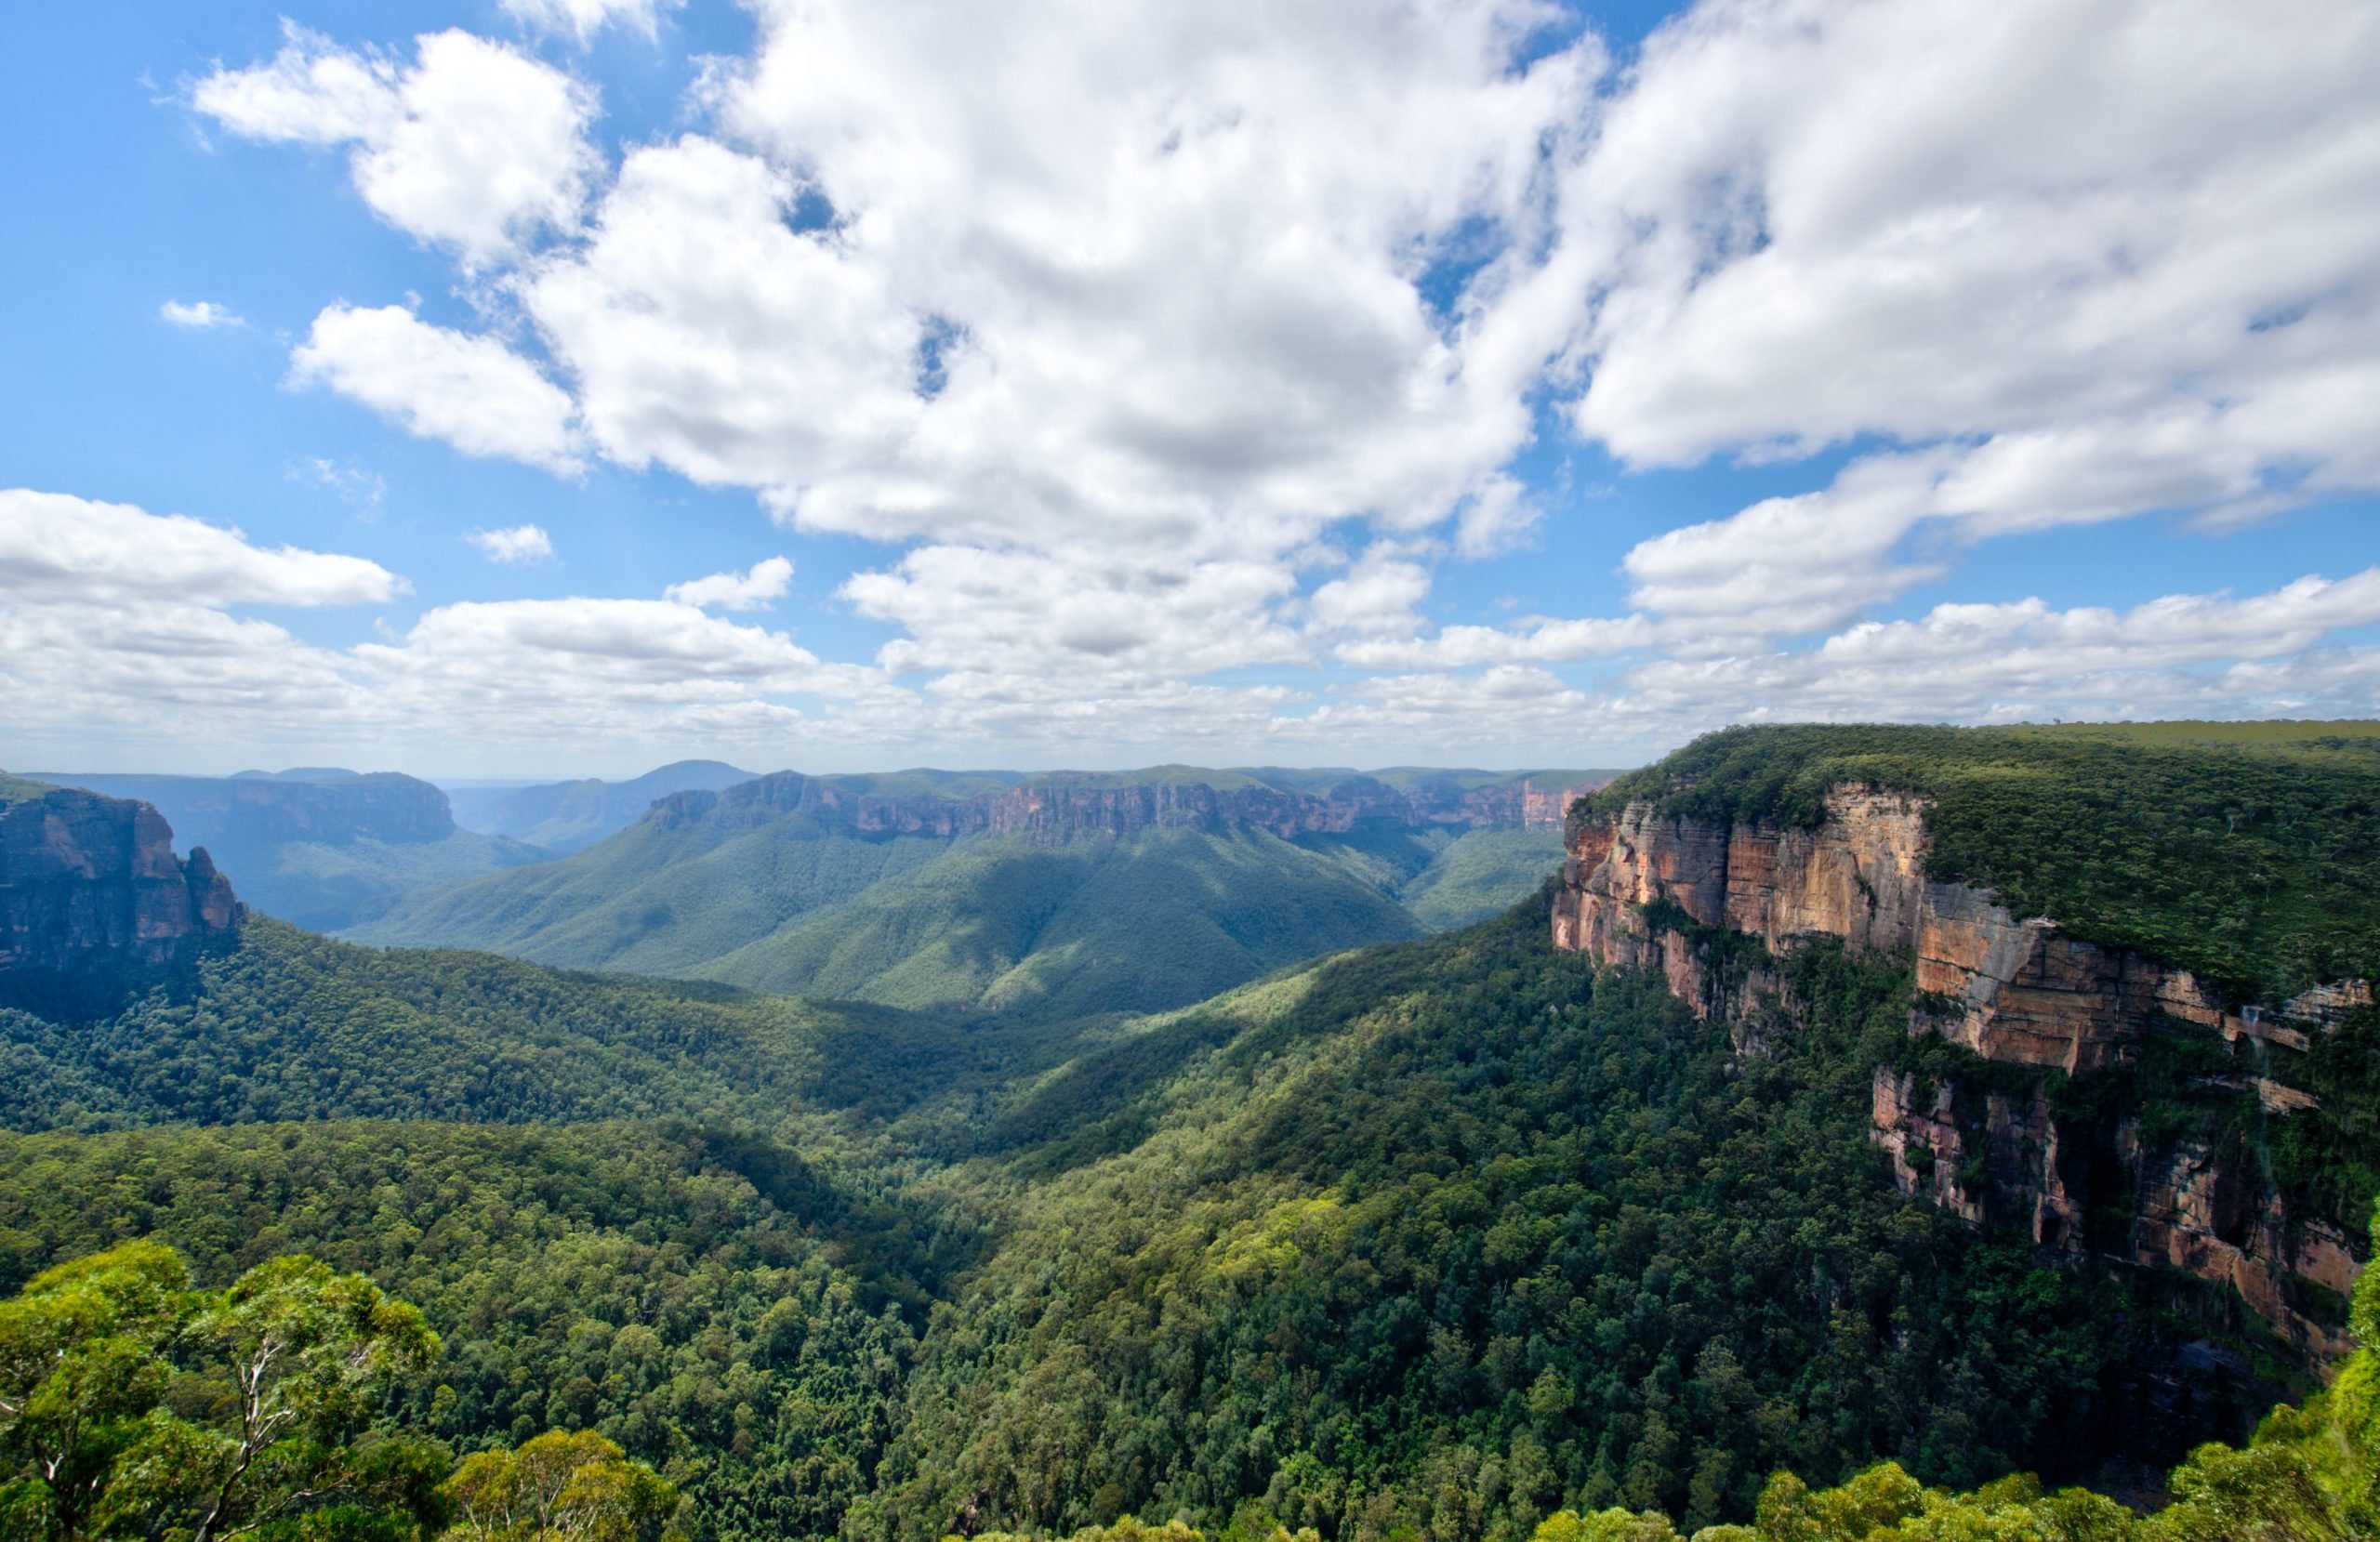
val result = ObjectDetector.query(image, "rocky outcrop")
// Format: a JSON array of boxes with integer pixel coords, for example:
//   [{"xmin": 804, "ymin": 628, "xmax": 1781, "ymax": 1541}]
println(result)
[
  {"xmin": 653, "ymin": 771, "xmax": 1611, "ymax": 848},
  {"xmin": 1554, "ymin": 785, "xmax": 2368, "ymax": 1360},
  {"xmin": 0, "ymin": 781, "xmax": 241, "ymax": 1016}
]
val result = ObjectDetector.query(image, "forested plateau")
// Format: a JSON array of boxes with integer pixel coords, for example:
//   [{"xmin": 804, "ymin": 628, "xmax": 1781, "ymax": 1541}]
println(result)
[{"xmin": 2, "ymin": 723, "xmax": 2377, "ymax": 1540}]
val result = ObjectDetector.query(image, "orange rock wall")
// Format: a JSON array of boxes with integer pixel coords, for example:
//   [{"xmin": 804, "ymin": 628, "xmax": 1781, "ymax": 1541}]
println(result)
[{"xmin": 1554, "ymin": 787, "xmax": 2367, "ymax": 1361}]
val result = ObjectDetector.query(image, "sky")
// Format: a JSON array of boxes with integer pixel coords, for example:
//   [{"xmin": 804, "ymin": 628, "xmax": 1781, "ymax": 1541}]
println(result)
[{"xmin": 2, "ymin": 0, "xmax": 2376, "ymax": 779}]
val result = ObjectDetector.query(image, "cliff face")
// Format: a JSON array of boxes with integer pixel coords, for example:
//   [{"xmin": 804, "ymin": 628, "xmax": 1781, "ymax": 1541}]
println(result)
[
  {"xmin": 0, "ymin": 784, "xmax": 241, "ymax": 1015},
  {"xmin": 653, "ymin": 771, "xmax": 1608, "ymax": 847},
  {"xmin": 1554, "ymin": 786, "xmax": 2365, "ymax": 1360}
]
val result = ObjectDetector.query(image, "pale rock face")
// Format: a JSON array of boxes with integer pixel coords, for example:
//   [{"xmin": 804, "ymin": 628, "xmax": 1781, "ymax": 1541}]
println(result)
[{"xmin": 1554, "ymin": 787, "xmax": 2370, "ymax": 1362}]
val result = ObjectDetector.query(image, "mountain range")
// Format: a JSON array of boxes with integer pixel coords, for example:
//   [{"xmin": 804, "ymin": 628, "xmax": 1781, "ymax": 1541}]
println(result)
[
  {"xmin": 26, "ymin": 768, "xmax": 547, "ymax": 930},
  {"xmin": 350, "ymin": 765, "xmax": 1609, "ymax": 1018}
]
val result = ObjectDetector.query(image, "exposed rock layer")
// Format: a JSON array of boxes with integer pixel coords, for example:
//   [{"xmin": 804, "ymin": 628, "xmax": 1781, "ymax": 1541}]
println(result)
[
  {"xmin": 1554, "ymin": 786, "xmax": 2364, "ymax": 1360},
  {"xmin": 654, "ymin": 771, "xmax": 1604, "ymax": 846},
  {"xmin": 0, "ymin": 783, "xmax": 240, "ymax": 1015}
]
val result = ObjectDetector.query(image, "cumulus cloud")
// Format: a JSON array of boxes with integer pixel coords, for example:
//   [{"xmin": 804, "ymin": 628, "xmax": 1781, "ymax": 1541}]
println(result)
[
  {"xmin": 666, "ymin": 556, "xmax": 793, "ymax": 611},
  {"xmin": 118, "ymin": 0, "xmax": 2380, "ymax": 765},
  {"xmin": 0, "ymin": 488, "xmax": 908, "ymax": 767},
  {"xmin": 1335, "ymin": 614, "xmax": 1655, "ymax": 671},
  {"xmin": 192, "ymin": 24, "xmax": 598, "ymax": 266},
  {"xmin": 467, "ymin": 524, "xmax": 555, "ymax": 563},
  {"xmin": 291, "ymin": 305, "xmax": 582, "ymax": 471},
  {"xmin": 1305, "ymin": 546, "xmax": 1435, "ymax": 638},
  {"xmin": 1613, "ymin": 572, "xmax": 2380, "ymax": 730},
  {"xmin": 1555, "ymin": 0, "xmax": 2380, "ymax": 534},
  {"xmin": 160, "ymin": 299, "xmax": 244, "ymax": 328},
  {"xmin": 0, "ymin": 489, "xmax": 401, "ymax": 608},
  {"xmin": 843, "ymin": 547, "xmax": 1305, "ymax": 680}
]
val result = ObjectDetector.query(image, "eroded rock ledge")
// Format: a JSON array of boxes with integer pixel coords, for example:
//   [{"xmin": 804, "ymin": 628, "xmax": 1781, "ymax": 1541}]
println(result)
[{"xmin": 1554, "ymin": 784, "xmax": 2368, "ymax": 1360}]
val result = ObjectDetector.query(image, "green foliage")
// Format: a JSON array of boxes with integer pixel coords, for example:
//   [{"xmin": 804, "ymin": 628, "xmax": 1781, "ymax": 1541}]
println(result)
[
  {"xmin": 0, "ymin": 1240, "xmax": 441, "ymax": 1540},
  {"xmin": 357, "ymin": 784, "xmax": 1579, "ymax": 1018},
  {"xmin": 0, "ymin": 917, "xmax": 977, "ymax": 1133},
  {"xmin": 1587, "ymin": 723, "xmax": 2380, "ymax": 1001},
  {"xmin": 440, "ymin": 1430, "xmax": 684, "ymax": 1541},
  {"xmin": 1396, "ymin": 829, "xmax": 1569, "ymax": 932},
  {"xmin": 860, "ymin": 907, "xmax": 2196, "ymax": 1540},
  {"xmin": 699, "ymin": 829, "xmax": 1423, "ymax": 1019},
  {"xmin": 0, "ymin": 1121, "xmax": 925, "ymax": 1538}
]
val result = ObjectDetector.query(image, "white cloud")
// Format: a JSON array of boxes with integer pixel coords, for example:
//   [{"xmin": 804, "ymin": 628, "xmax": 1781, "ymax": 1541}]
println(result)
[
  {"xmin": 1618, "ymin": 451, "xmax": 1956, "ymax": 639},
  {"xmin": 666, "ymin": 556, "xmax": 793, "ymax": 610},
  {"xmin": 1612, "ymin": 572, "xmax": 2380, "ymax": 731},
  {"xmin": 1305, "ymin": 546, "xmax": 1434, "ymax": 637},
  {"xmin": 118, "ymin": 0, "xmax": 2380, "ymax": 767},
  {"xmin": 467, "ymin": 524, "xmax": 555, "ymax": 563},
  {"xmin": 1336, "ymin": 614, "xmax": 1654, "ymax": 671},
  {"xmin": 193, "ymin": 24, "xmax": 598, "ymax": 266},
  {"xmin": 292, "ymin": 304, "xmax": 582, "ymax": 471},
  {"xmin": 160, "ymin": 299, "xmax": 244, "ymax": 329},
  {"xmin": 0, "ymin": 489, "xmax": 401, "ymax": 608},
  {"xmin": 1553, "ymin": 0, "xmax": 2380, "ymax": 532},
  {"xmin": 843, "ymin": 546, "xmax": 1305, "ymax": 680},
  {"xmin": 500, "ymin": 0, "xmax": 680, "ymax": 43}
]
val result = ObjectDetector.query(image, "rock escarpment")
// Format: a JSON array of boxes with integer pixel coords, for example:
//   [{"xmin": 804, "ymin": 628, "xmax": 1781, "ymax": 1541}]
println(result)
[
  {"xmin": 1554, "ymin": 784, "xmax": 2365, "ymax": 1359},
  {"xmin": 653, "ymin": 771, "xmax": 1606, "ymax": 846},
  {"xmin": 0, "ymin": 781, "xmax": 241, "ymax": 1016}
]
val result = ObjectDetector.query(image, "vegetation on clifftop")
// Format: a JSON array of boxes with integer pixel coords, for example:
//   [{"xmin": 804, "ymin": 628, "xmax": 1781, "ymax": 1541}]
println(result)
[{"xmin": 1582, "ymin": 722, "xmax": 2380, "ymax": 1002}]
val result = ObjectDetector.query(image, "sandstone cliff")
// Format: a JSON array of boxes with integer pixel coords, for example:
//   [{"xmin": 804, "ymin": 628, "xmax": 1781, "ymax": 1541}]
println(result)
[
  {"xmin": 0, "ymin": 780, "xmax": 241, "ymax": 1016},
  {"xmin": 652, "ymin": 771, "xmax": 1607, "ymax": 847},
  {"xmin": 1554, "ymin": 784, "xmax": 2366, "ymax": 1360}
]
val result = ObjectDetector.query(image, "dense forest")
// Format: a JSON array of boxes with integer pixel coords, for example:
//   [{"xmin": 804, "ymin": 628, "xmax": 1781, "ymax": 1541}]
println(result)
[
  {"xmin": 0, "ymin": 905, "xmax": 2324, "ymax": 1538},
  {"xmin": 4, "ymin": 724, "xmax": 2376, "ymax": 1537}
]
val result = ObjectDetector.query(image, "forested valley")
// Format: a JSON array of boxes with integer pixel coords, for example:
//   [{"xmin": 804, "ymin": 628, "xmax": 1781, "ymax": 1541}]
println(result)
[{"xmin": 4, "ymin": 723, "xmax": 2378, "ymax": 1540}]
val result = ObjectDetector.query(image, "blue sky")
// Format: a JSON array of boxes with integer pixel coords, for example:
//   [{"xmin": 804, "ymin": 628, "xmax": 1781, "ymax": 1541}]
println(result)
[{"xmin": 3, "ymin": 0, "xmax": 2375, "ymax": 777}]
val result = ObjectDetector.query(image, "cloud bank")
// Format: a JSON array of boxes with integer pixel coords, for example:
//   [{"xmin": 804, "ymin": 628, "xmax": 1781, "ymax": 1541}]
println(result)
[{"xmin": 22, "ymin": 0, "xmax": 2374, "ymax": 769}]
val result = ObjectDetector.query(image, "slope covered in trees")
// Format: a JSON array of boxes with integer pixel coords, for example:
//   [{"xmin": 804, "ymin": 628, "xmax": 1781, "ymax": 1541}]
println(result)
[
  {"xmin": 350, "ymin": 768, "xmax": 1599, "ymax": 1019},
  {"xmin": 0, "ymin": 901, "xmax": 2313, "ymax": 1539},
  {"xmin": 5, "ymin": 726, "xmax": 2375, "ymax": 1538}
]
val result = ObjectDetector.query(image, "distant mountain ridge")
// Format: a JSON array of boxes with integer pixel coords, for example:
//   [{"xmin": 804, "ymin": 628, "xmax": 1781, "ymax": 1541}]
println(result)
[
  {"xmin": 32, "ymin": 770, "xmax": 546, "ymax": 931},
  {"xmin": 349, "ymin": 764, "xmax": 1616, "ymax": 1019},
  {"xmin": 444, "ymin": 759, "xmax": 759, "ymax": 853},
  {"xmin": 642, "ymin": 764, "xmax": 1605, "ymax": 843}
]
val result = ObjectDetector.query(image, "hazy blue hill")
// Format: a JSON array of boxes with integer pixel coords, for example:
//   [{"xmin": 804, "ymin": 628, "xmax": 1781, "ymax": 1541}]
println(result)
[
  {"xmin": 444, "ymin": 758, "xmax": 757, "ymax": 852},
  {"xmin": 817, "ymin": 768, "xmax": 1028, "ymax": 798},
  {"xmin": 698, "ymin": 826, "xmax": 1425, "ymax": 1017},
  {"xmin": 230, "ymin": 765, "xmax": 360, "ymax": 780},
  {"xmin": 33, "ymin": 769, "xmax": 547, "ymax": 930}
]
